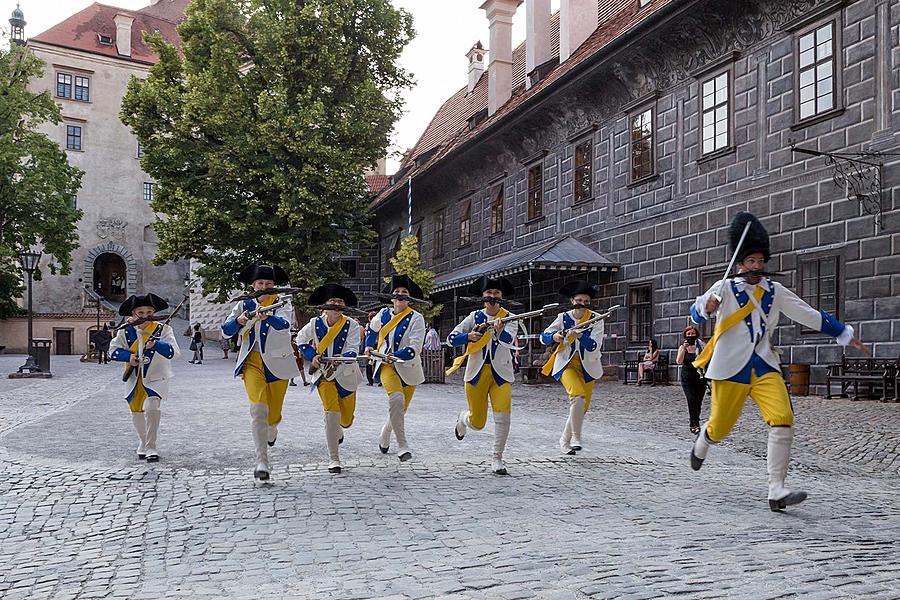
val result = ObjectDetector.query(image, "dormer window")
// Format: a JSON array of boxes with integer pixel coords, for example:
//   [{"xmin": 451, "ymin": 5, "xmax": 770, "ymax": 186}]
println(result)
[{"xmin": 98, "ymin": 34, "xmax": 113, "ymax": 45}]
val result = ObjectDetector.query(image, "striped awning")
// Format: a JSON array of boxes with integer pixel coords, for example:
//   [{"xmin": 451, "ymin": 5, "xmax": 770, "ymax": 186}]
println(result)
[{"xmin": 433, "ymin": 236, "xmax": 618, "ymax": 293}]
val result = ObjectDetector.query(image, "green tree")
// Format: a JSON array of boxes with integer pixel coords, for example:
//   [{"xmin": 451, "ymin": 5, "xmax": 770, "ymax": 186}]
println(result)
[
  {"xmin": 387, "ymin": 235, "xmax": 442, "ymax": 321},
  {"xmin": 121, "ymin": 0, "xmax": 414, "ymax": 299},
  {"xmin": 0, "ymin": 44, "xmax": 83, "ymax": 317}
]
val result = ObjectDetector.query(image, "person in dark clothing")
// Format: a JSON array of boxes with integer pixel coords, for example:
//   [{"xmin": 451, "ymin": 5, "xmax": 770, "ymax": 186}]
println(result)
[
  {"xmin": 93, "ymin": 325, "xmax": 113, "ymax": 364},
  {"xmin": 189, "ymin": 323, "xmax": 205, "ymax": 364},
  {"xmin": 676, "ymin": 325, "xmax": 706, "ymax": 434}
]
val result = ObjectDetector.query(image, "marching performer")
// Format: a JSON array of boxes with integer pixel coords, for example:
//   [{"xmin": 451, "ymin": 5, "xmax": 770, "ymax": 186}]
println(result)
[
  {"xmin": 540, "ymin": 281, "xmax": 605, "ymax": 455},
  {"xmin": 690, "ymin": 212, "xmax": 867, "ymax": 511},
  {"xmin": 365, "ymin": 274, "xmax": 426, "ymax": 462},
  {"xmin": 222, "ymin": 264, "xmax": 300, "ymax": 481},
  {"xmin": 295, "ymin": 283, "xmax": 362, "ymax": 474},
  {"xmin": 448, "ymin": 275, "xmax": 518, "ymax": 475},
  {"xmin": 110, "ymin": 294, "xmax": 180, "ymax": 462}
]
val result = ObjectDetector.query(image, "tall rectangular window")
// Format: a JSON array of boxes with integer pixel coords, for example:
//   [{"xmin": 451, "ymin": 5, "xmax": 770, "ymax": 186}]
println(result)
[
  {"xmin": 69, "ymin": 194, "xmax": 77, "ymax": 210},
  {"xmin": 66, "ymin": 125, "xmax": 82, "ymax": 150},
  {"xmin": 460, "ymin": 200, "xmax": 471, "ymax": 246},
  {"xmin": 628, "ymin": 283, "xmax": 653, "ymax": 343},
  {"xmin": 137, "ymin": 142, "xmax": 144, "ymax": 158},
  {"xmin": 573, "ymin": 139, "xmax": 592, "ymax": 203},
  {"xmin": 527, "ymin": 163, "xmax": 543, "ymax": 220},
  {"xmin": 630, "ymin": 107, "xmax": 654, "ymax": 182},
  {"xmin": 338, "ymin": 258, "xmax": 358, "ymax": 278},
  {"xmin": 701, "ymin": 71, "xmax": 730, "ymax": 154},
  {"xmin": 797, "ymin": 21, "xmax": 836, "ymax": 120},
  {"xmin": 74, "ymin": 76, "xmax": 90, "ymax": 101},
  {"xmin": 143, "ymin": 182, "xmax": 155, "ymax": 203},
  {"xmin": 800, "ymin": 254, "xmax": 840, "ymax": 333},
  {"xmin": 56, "ymin": 73, "xmax": 72, "ymax": 98},
  {"xmin": 434, "ymin": 210, "xmax": 445, "ymax": 257},
  {"xmin": 490, "ymin": 185, "xmax": 504, "ymax": 235}
]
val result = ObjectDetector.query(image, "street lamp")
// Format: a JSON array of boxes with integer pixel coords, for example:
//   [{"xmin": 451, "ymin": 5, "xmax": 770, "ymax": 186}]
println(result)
[{"xmin": 17, "ymin": 249, "xmax": 42, "ymax": 374}]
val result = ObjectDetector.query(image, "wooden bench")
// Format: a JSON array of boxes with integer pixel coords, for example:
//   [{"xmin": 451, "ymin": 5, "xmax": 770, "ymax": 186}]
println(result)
[
  {"xmin": 623, "ymin": 353, "xmax": 669, "ymax": 385},
  {"xmin": 825, "ymin": 357, "xmax": 898, "ymax": 402}
]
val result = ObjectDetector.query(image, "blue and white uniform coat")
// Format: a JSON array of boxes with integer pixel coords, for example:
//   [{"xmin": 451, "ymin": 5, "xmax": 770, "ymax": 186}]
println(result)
[
  {"xmin": 365, "ymin": 307, "xmax": 426, "ymax": 386},
  {"xmin": 691, "ymin": 276, "xmax": 854, "ymax": 382},
  {"xmin": 448, "ymin": 309, "xmax": 519, "ymax": 384},
  {"xmin": 540, "ymin": 310, "xmax": 605, "ymax": 381},
  {"xmin": 222, "ymin": 298, "xmax": 301, "ymax": 381},
  {"xmin": 295, "ymin": 316, "xmax": 362, "ymax": 393},
  {"xmin": 110, "ymin": 323, "xmax": 180, "ymax": 400}
]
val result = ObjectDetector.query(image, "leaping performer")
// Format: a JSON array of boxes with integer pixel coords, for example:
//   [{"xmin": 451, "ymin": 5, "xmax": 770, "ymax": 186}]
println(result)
[
  {"xmin": 222, "ymin": 264, "xmax": 300, "ymax": 481},
  {"xmin": 689, "ymin": 212, "xmax": 867, "ymax": 511}
]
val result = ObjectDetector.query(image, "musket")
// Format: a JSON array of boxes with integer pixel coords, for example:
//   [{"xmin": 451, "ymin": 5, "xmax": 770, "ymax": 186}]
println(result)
[
  {"xmin": 122, "ymin": 294, "xmax": 189, "ymax": 383},
  {"xmin": 473, "ymin": 303, "xmax": 560, "ymax": 333},
  {"xmin": 114, "ymin": 314, "xmax": 169, "ymax": 332},
  {"xmin": 713, "ymin": 221, "xmax": 751, "ymax": 303},
  {"xmin": 238, "ymin": 298, "xmax": 292, "ymax": 332},
  {"xmin": 556, "ymin": 305, "xmax": 621, "ymax": 339},
  {"xmin": 459, "ymin": 296, "xmax": 524, "ymax": 308},
  {"xmin": 230, "ymin": 287, "xmax": 305, "ymax": 302},
  {"xmin": 309, "ymin": 355, "xmax": 361, "ymax": 380},
  {"xmin": 374, "ymin": 293, "xmax": 433, "ymax": 307},
  {"xmin": 367, "ymin": 350, "xmax": 408, "ymax": 365},
  {"xmin": 736, "ymin": 270, "xmax": 784, "ymax": 278}
]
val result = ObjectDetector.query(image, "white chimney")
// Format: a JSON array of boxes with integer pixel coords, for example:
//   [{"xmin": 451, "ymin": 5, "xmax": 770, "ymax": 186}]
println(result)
[
  {"xmin": 481, "ymin": 0, "xmax": 521, "ymax": 116},
  {"xmin": 526, "ymin": 0, "xmax": 551, "ymax": 88},
  {"xmin": 560, "ymin": 0, "xmax": 598, "ymax": 62},
  {"xmin": 466, "ymin": 41, "xmax": 486, "ymax": 94},
  {"xmin": 114, "ymin": 13, "xmax": 134, "ymax": 57}
]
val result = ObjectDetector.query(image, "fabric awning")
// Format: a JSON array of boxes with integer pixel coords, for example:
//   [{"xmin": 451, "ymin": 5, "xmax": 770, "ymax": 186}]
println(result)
[{"xmin": 433, "ymin": 236, "xmax": 619, "ymax": 293}]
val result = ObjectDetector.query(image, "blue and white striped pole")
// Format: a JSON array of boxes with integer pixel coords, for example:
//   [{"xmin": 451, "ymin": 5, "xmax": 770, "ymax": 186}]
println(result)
[{"xmin": 407, "ymin": 176, "xmax": 413, "ymax": 237}]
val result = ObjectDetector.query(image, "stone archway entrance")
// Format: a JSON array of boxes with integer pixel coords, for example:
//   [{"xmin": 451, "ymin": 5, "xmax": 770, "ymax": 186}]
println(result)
[{"xmin": 93, "ymin": 253, "xmax": 127, "ymax": 301}]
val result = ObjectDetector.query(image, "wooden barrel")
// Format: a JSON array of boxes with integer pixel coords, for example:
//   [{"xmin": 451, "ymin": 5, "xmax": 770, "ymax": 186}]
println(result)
[{"xmin": 788, "ymin": 363, "xmax": 810, "ymax": 396}]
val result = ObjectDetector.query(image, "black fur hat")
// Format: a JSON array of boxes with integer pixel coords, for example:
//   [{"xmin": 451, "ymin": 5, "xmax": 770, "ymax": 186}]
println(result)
[
  {"xmin": 559, "ymin": 280, "xmax": 598, "ymax": 299},
  {"xmin": 729, "ymin": 212, "xmax": 770, "ymax": 263},
  {"xmin": 119, "ymin": 293, "xmax": 168, "ymax": 316},
  {"xmin": 308, "ymin": 283, "xmax": 358, "ymax": 307},
  {"xmin": 238, "ymin": 264, "xmax": 289, "ymax": 286},
  {"xmin": 468, "ymin": 275, "xmax": 515, "ymax": 298}
]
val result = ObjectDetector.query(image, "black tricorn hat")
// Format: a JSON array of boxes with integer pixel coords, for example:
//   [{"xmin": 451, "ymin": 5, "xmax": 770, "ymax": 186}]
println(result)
[
  {"xmin": 308, "ymin": 283, "xmax": 358, "ymax": 307},
  {"xmin": 119, "ymin": 293, "xmax": 169, "ymax": 316},
  {"xmin": 468, "ymin": 274, "xmax": 515, "ymax": 298},
  {"xmin": 238, "ymin": 264, "xmax": 290, "ymax": 286},
  {"xmin": 729, "ymin": 212, "xmax": 770, "ymax": 263},
  {"xmin": 559, "ymin": 280, "xmax": 598, "ymax": 299},
  {"xmin": 382, "ymin": 274, "xmax": 424, "ymax": 300}
]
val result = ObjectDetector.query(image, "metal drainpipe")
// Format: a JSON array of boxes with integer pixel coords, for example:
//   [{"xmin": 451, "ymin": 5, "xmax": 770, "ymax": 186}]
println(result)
[
  {"xmin": 528, "ymin": 263, "xmax": 534, "ymax": 312},
  {"xmin": 556, "ymin": 153, "xmax": 563, "ymax": 236}
]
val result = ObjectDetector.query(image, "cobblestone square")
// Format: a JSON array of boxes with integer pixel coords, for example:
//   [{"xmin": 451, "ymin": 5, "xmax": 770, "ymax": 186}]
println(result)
[{"xmin": 0, "ymin": 349, "xmax": 898, "ymax": 599}]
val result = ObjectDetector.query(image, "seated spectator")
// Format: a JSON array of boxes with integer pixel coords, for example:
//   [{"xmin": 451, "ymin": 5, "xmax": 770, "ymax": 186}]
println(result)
[{"xmin": 637, "ymin": 339, "xmax": 659, "ymax": 386}]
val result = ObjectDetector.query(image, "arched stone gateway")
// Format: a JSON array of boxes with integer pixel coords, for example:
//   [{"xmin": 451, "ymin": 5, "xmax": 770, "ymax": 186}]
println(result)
[{"xmin": 83, "ymin": 242, "xmax": 138, "ymax": 300}]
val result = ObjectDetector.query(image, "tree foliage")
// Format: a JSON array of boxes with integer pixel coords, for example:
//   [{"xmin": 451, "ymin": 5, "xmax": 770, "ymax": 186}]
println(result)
[
  {"xmin": 0, "ymin": 44, "xmax": 83, "ymax": 317},
  {"xmin": 387, "ymin": 235, "xmax": 442, "ymax": 322},
  {"xmin": 121, "ymin": 0, "xmax": 414, "ymax": 299}
]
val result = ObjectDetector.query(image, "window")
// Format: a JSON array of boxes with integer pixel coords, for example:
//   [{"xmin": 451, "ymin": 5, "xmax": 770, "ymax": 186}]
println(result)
[
  {"xmin": 434, "ymin": 210, "xmax": 445, "ymax": 257},
  {"xmin": 701, "ymin": 70, "xmax": 730, "ymax": 154},
  {"xmin": 98, "ymin": 34, "xmax": 113, "ymax": 45},
  {"xmin": 338, "ymin": 258, "xmax": 358, "ymax": 279},
  {"xmin": 56, "ymin": 73, "xmax": 72, "ymax": 98},
  {"xmin": 137, "ymin": 142, "xmax": 144, "ymax": 158},
  {"xmin": 460, "ymin": 200, "xmax": 471, "ymax": 246},
  {"xmin": 800, "ymin": 254, "xmax": 840, "ymax": 333},
  {"xmin": 573, "ymin": 139, "xmax": 592, "ymax": 203},
  {"xmin": 69, "ymin": 194, "xmax": 77, "ymax": 210},
  {"xmin": 630, "ymin": 107, "xmax": 654, "ymax": 181},
  {"xmin": 143, "ymin": 182, "xmax": 154, "ymax": 203},
  {"xmin": 627, "ymin": 283, "xmax": 653, "ymax": 343},
  {"xmin": 527, "ymin": 163, "xmax": 543, "ymax": 220},
  {"xmin": 797, "ymin": 21, "xmax": 837, "ymax": 121},
  {"xmin": 66, "ymin": 125, "xmax": 82, "ymax": 150},
  {"xmin": 74, "ymin": 76, "xmax": 90, "ymax": 101},
  {"xmin": 490, "ymin": 185, "xmax": 504, "ymax": 235}
]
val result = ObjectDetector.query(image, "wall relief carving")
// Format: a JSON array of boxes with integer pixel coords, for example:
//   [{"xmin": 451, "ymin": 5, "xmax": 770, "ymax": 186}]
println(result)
[{"xmin": 96, "ymin": 217, "xmax": 128, "ymax": 240}]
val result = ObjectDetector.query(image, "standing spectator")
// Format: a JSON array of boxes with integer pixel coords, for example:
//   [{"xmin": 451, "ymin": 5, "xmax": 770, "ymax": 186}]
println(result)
[
  {"xmin": 364, "ymin": 311, "xmax": 377, "ymax": 386},
  {"xmin": 676, "ymin": 325, "xmax": 706, "ymax": 434},
  {"xmin": 189, "ymin": 323, "xmax": 205, "ymax": 364},
  {"xmin": 424, "ymin": 324, "xmax": 441, "ymax": 351},
  {"xmin": 220, "ymin": 334, "xmax": 230, "ymax": 359},
  {"xmin": 92, "ymin": 325, "xmax": 112, "ymax": 364},
  {"xmin": 636, "ymin": 339, "xmax": 659, "ymax": 386}
]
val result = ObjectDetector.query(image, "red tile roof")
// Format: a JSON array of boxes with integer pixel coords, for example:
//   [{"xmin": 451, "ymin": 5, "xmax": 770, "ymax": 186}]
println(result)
[
  {"xmin": 375, "ymin": 0, "xmax": 674, "ymax": 207},
  {"xmin": 365, "ymin": 174, "xmax": 390, "ymax": 195},
  {"xmin": 29, "ymin": 2, "xmax": 185, "ymax": 66}
]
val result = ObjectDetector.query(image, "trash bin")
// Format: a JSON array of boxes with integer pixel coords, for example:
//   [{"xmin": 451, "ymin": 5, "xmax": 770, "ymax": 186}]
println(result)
[
  {"xmin": 788, "ymin": 363, "xmax": 809, "ymax": 396},
  {"xmin": 32, "ymin": 338, "xmax": 52, "ymax": 373}
]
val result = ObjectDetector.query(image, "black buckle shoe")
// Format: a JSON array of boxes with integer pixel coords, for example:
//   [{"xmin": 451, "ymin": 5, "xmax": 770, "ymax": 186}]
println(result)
[
  {"xmin": 379, "ymin": 445, "xmax": 389, "ymax": 454},
  {"xmin": 328, "ymin": 466, "xmax": 341, "ymax": 474},
  {"xmin": 769, "ymin": 491, "xmax": 807, "ymax": 512},
  {"xmin": 690, "ymin": 448, "xmax": 704, "ymax": 471},
  {"xmin": 254, "ymin": 469, "xmax": 270, "ymax": 481},
  {"xmin": 398, "ymin": 451, "xmax": 412, "ymax": 462}
]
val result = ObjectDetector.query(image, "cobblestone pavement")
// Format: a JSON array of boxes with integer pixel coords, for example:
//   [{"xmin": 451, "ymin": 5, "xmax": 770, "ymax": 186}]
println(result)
[{"xmin": 0, "ymin": 350, "xmax": 898, "ymax": 599}]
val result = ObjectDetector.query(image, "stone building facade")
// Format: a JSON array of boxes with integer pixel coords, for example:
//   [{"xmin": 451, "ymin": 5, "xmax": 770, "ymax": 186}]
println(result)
[{"xmin": 366, "ymin": 0, "xmax": 900, "ymax": 391}]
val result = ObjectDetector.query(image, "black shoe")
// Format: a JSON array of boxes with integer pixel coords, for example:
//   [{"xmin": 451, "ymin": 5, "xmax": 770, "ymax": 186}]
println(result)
[
  {"xmin": 454, "ymin": 425, "xmax": 464, "ymax": 441},
  {"xmin": 137, "ymin": 452, "xmax": 146, "ymax": 460},
  {"xmin": 338, "ymin": 436, "xmax": 344, "ymax": 445},
  {"xmin": 197, "ymin": 361, "xmax": 202, "ymax": 365},
  {"xmin": 328, "ymin": 466, "xmax": 342, "ymax": 474},
  {"xmin": 254, "ymin": 469, "xmax": 270, "ymax": 481},
  {"xmin": 564, "ymin": 449, "xmax": 576, "ymax": 456},
  {"xmin": 571, "ymin": 445, "xmax": 582, "ymax": 452},
  {"xmin": 398, "ymin": 451, "xmax": 412, "ymax": 462},
  {"xmin": 379, "ymin": 445, "xmax": 389, "ymax": 454},
  {"xmin": 267, "ymin": 439, "xmax": 276, "ymax": 447},
  {"xmin": 769, "ymin": 491, "xmax": 808, "ymax": 512},
  {"xmin": 146, "ymin": 455, "xmax": 159, "ymax": 463},
  {"xmin": 690, "ymin": 447, "xmax": 704, "ymax": 471},
  {"xmin": 188, "ymin": 360, "xmax": 195, "ymax": 364}
]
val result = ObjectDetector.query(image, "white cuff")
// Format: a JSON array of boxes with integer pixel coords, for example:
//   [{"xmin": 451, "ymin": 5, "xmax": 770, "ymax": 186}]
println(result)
[{"xmin": 836, "ymin": 324, "xmax": 854, "ymax": 346}]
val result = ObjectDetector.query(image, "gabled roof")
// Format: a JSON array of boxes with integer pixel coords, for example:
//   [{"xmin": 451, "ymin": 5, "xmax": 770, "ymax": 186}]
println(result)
[
  {"xmin": 433, "ymin": 236, "xmax": 619, "ymax": 292},
  {"xmin": 376, "ymin": 0, "xmax": 676, "ymax": 208},
  {"xmin": 365, "ymin": 174, "xmax": 390, "ymax": 195},
  {"xmin": 29, "ymin": 2, "xmax": 185, "ymax": 66}
]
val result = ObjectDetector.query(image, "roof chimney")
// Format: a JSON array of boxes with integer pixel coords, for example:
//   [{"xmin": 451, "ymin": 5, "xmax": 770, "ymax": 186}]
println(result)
[
  {"xmin": 559, "ymin": 0, "xmax": 598, "ymax": 62},
  {"xmin": 481, "ymin": 0, "xmax": 522, "ymax": 116},
  {"xmin": 525, "ymin": 0, "xmax": 551, "ymax": 89},
  {"xmin": 114, "ymin": 13, "xmax": 134, "ymax": 57},
  {"xmin": 466, "ymin": 41, "xmax": 486, "ymax": 94}
]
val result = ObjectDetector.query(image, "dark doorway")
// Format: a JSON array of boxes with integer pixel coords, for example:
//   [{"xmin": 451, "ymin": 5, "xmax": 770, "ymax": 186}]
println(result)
[
  {"xmin": 93, "ymin": 253, "xmax": 127, "ymax": 301},
  {"xmin": 55, "ymin": 329, "xmax": 73, "ymax": 355}
]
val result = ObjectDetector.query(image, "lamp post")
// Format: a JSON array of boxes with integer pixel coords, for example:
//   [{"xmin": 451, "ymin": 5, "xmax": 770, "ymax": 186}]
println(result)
[{"xmin": 17, "ymin": 250, "xmax": 42, "ymax": 373}]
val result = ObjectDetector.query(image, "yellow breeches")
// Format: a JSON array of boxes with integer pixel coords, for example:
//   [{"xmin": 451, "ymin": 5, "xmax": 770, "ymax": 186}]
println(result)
[
  {"xmin": 241, "ymin": 351, "xmax": 289, "ymax": 426},
  {"xmin": 559, "ymin": 354, "xmax": 594, "ymax": 410},
  {"xmin": 317, "ymin": 380, "xmax": 356, "ymax": 428},
  {"xmin": 128, "ymin": 379, "xmax": 149, "ymax": 413},
  {"xmin": 380, "ymin": 364, "xmax": 415, "ymax": 408},
  {"xmin": 707, "ymin": 371, "xmax": 793, "ymax": 442},
  {"xmin": 464, "ymin": 364, "xmax": 511, "ymax": 430}
]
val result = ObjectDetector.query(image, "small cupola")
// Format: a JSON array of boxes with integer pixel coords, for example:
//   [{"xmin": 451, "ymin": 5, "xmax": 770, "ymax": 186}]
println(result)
[{"xmin": 9, "ymin": 4, "xmax": 26, "ymax": 46}]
